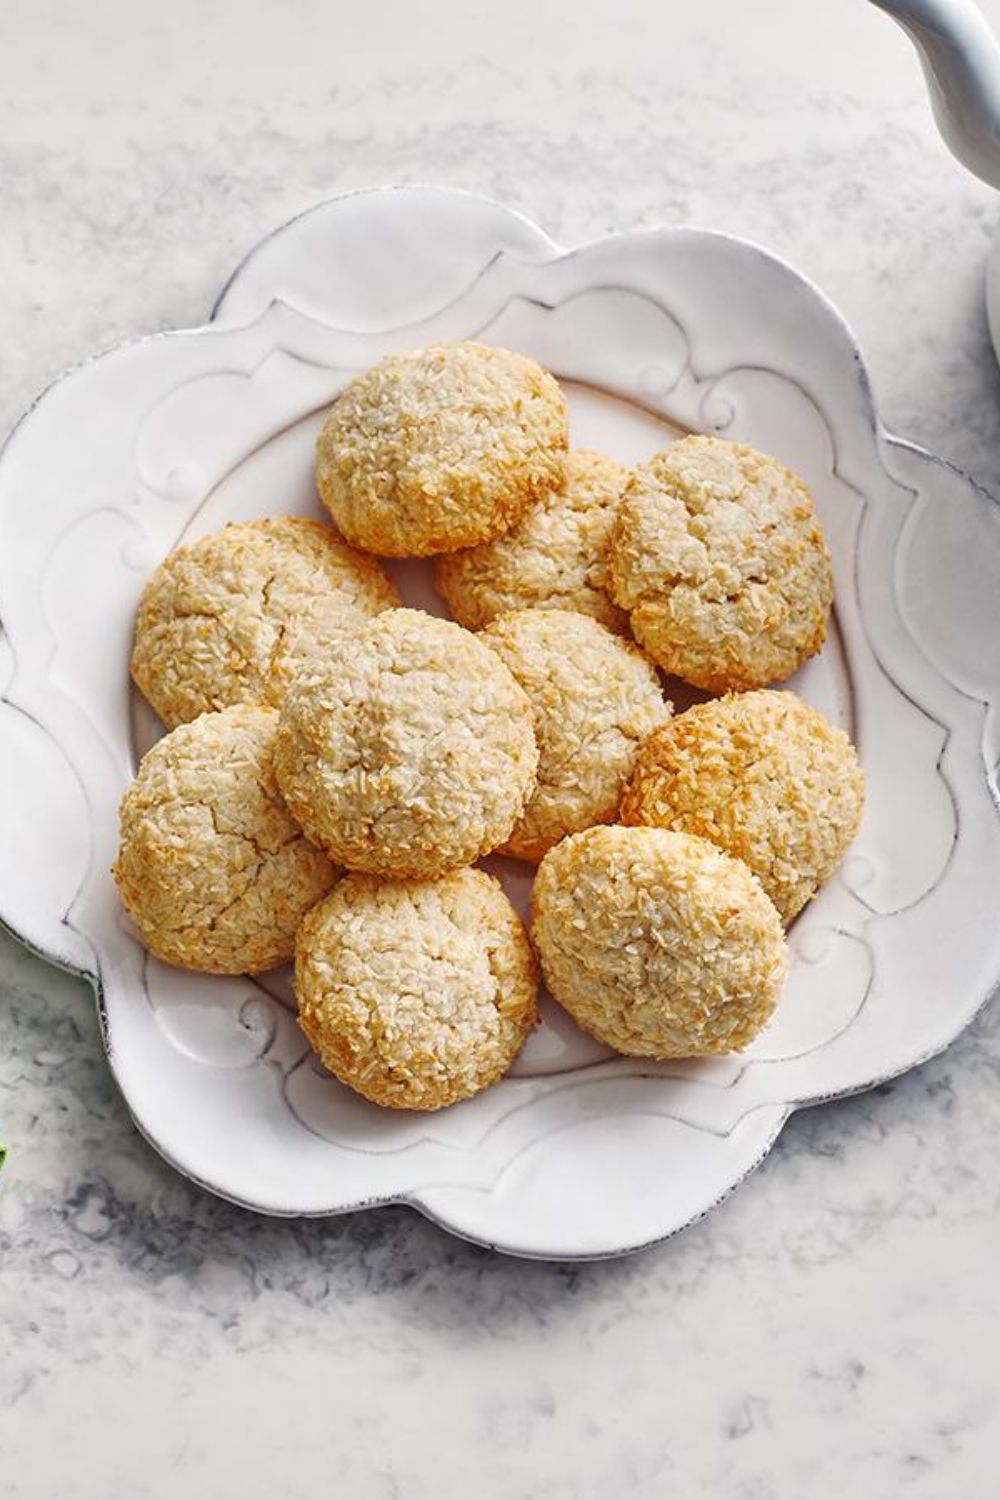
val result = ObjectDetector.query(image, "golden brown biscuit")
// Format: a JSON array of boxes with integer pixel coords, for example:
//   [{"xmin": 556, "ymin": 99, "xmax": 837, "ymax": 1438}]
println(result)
[
  {"xmin": 274, "ymin": 609, "xmax": 538, "ymax": 877},
  {"xmin": 131, "ymin": 516, "xmax": 399, "ymax": 728},
  {"xmin": 315, "ymin": 342, "xmax": 569, "ymax": 556},
  {"xmin": 480, "ymin": 608, "xmax": 671, "ymax": 862},
  {"xmin": 605, "ymin": 436, "xmax": 833, "ymax": 691},
  {"xmin": 531, "ymin": 824, "xmax": 787, "ymax": 1058},
  {"xmin": 113, "ymin": 705, "xmax": 337, "ymax": 974},
  {"xmin": 296, "ymin": 869, "xmax": 538, "ymax": 1110},
  {"xmin": 621, "ymin": 689, "xmax": 864, "ymax": 921},
  {"xmin": 435, "ymin": 448, "xmax": 629, "ymax": 631}
]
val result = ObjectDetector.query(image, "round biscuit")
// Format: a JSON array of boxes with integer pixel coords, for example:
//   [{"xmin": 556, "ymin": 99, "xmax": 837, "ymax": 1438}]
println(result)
[
  {"xmin": 621, "ymin": 689, "xmax": 864, "ymax": 921},
  {"xmin": 481, "ymin": 608, "xmax": 671, "ymax": 862},
  {"xmin": 113, "ymin": 705, "xmax": 338, "ymax": 974},
  {"xmin": 131, "ymin": 516, "xmax": 399, "ymax": 728},
  {"xmin": 531, "ymin": 824, "xmax": 788, "ymax": 1058},
  {"xmin": 274, "ymin": 608, "xmax": 538, "ymax": 877},
  {"xmin": 606, "ymin": 436, "xmax": 832, "ymax": 691},
  {"xmin": 435, "ymin": 448, "xmax": 629, "ymax": 631},
  {"xmin": 296, "ymin": 868, "xmax": 538, "ymax": 1110},
  {"xmin": 315, "ymin": 341, "xmax": 568, "ymax": 556}
]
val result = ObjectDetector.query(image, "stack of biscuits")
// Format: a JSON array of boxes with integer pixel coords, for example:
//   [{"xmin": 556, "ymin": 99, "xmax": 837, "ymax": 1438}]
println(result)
[{"xmin": 115, "ymin": 341, "xmax": 864, "ymax": 1112}]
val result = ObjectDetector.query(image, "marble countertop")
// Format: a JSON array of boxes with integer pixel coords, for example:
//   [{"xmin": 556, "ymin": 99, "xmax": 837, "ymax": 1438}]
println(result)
[{"xmin": 2, "ymin": 0, "xmax": 1000, "ymax": 1494}]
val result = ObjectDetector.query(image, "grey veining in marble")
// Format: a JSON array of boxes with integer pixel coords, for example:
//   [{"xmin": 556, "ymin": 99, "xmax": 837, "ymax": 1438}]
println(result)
[{"xmin": 2, "ymin": 0, "xmax": 1000, "ymax": 1494}]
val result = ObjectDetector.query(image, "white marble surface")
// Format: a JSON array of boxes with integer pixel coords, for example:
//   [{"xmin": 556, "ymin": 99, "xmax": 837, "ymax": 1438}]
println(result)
[{"xmin": 2, "ymin": 0, "xmax": 1000, "ymax": 1494}]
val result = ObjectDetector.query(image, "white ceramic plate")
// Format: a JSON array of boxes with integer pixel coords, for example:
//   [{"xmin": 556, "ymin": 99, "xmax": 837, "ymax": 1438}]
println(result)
[{"xmin": 3, "ymin": 186, "xmax": 1000, "ymax": 1260}]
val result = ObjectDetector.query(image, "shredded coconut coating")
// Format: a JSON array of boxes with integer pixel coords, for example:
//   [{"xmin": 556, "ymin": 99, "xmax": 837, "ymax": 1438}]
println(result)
[
  {"xmin": 112, "ymin": 705, "xmax": 338, "ymax": 974},
  {"xmin": 274, "ymin": 609, "xmax": 538, "ymax": 877},
  {"xmin": 605, "ymin": 436, "xmax": 833, "ymax": 691},
  {"xmin": 531, "ymin": 824, "xmax": 788, "ymax": 1058},
  {"xmin": 296, "ymin": 869, "xmax": 538, "ymax": 1110},
  {"xmin": 481, "ymin": 609, "xmax": 672, "ymax": 863},
  {"xmin": 315, "ymin": 341, "xmax": 569, "ymax": 557},
  {"xmin": 131, "ymin": 516, "xmax": 399, "ymax": 729},
  {"xmin": 435, "ymin": 448, "xmax": 630, "ymax": 631},
  {"xmin": 621, "ymin": 689, "xmax": 865, "ymax": 921}
]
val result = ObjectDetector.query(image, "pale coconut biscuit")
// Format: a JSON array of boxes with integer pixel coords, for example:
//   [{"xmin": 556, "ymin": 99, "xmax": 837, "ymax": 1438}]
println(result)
[
  {"xmin": 315, "ymin": 341, "xmax": 569, "ymax": 556},
  {"xmin": 131, "ymin": 516, "xmax": 399, "ymax": 729},
  {"xmin": 481, "ymin": 608, "xmax": 671, "ymax": 862},
  {"xmin": 274, "ymin": 609, "xmax": 538, "ymax": 877},
  {"xmin": 621, "ymin": 689, "xmax": 864, "ymax": 921},
  {"xmin": 113, "ymin": 705, "xmax": 338, "ymax": 974},
  {"xmin": 435, "ymin": 448, "xmax": 630, "ymax": 631},
  {"xmin": 296, "ymin": 868, "xmax": 538, "ymax": 1110},
  {"xmin": 606, "ymin": 436, "xmax": 833, "ymax": 691},
  {"xmin": 531, "ymin": 824, "xmax": 787, "ymax": 1058}
]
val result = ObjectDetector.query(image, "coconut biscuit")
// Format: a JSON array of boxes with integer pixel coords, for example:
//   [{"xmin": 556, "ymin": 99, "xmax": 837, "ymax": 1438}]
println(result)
[
  {"xmin": 481, "ymin": 608, "xmax": 671, "ymax": 862},
  {"xmin": 435, "ymin": 448, "xmax": 630, "ymax": 631},
  {"xmin": 274, "ymin": 608, "xmax": 538, "ymax": 878},
  {"xmin": 315, "ymin": 341, "xmax": 569, "ymax": 556},
  {"xmin": 531, "ymin": 824, "xmax": 788, "ymax": 1057},
  {"xmin": 621, "ymin": 689, "xmax": 864, "ymax": 921},
  {"xmin": 113, "ymin": 705, "xmax": 338, "ymax": 974},
  {"xmin": 606, "ymin": 436, "xmax": 832, "ymax": 691},
  {"xmin": 296, "ymin": 869, "xmax": 538, "ymax": 1110},
  {"xmin": 131, "ymin": 516, "xmax": 399, "ymax": 728}
]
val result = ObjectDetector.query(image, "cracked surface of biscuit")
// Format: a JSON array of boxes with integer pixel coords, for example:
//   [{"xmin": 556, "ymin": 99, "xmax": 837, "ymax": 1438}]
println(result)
[
  {"xmin": 435, "ymin": 448, "xmax": 629, "ymax": 630},
  {"xmin": 315, "ymin": 341, "xmax": 569, "ymax": 556},
  {"xmin": 274, "ymin": 609, "xmax": 538, "ymax": 877},
  {"xmin": 481, "ymin": 608, "xmax": 671, "ymax": 862},
  {"xmin": 296, "ymin": 868, "xmax": 538, "ymax": 1110},
  {"xmin": 606, "ymin": 436, "xmax": 832, "ymax": 691},
  {"xmin": 131, "ymin": 516, "xmax": 399, "ymax": 729},
  {"xmin": 113, "ymin": 705, "xmax": 338, "ymax": 973},
  {"xmin": 531, "ymin": 824, "xmax": 787, "ymax": 1058},
  {"xmin": 621, "ymin": 689, "xmax": 865, "ymax": 921}
]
